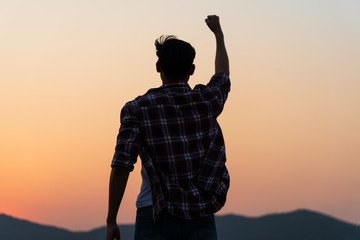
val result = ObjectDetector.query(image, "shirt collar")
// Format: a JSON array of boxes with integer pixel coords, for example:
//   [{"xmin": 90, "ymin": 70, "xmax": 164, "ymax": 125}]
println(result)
[{"xmin": 160, "ymin": 81, "xmax": 190, "ymax": 89}]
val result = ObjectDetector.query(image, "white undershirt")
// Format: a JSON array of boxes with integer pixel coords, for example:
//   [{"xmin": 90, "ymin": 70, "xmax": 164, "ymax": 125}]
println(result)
[{"xmin": 136, "ymin": 164, "xmax": 153, "ymax": 208}]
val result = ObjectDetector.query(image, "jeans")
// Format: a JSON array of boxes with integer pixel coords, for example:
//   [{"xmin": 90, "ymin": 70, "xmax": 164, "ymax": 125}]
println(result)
[{"xmin": 134, "ymin": 206, "xmax": 217, "ymax": 240}]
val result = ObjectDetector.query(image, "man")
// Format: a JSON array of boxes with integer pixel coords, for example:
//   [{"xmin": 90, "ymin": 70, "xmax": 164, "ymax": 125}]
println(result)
[{"xmin": 106, "ymin": 15, "xmax": 230, "ymax": 240}]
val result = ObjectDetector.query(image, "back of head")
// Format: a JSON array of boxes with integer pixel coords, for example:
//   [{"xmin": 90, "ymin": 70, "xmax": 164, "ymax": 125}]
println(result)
[{"xmin": 155, "ymin": 35, "xmax": 196, "ymax": 81}]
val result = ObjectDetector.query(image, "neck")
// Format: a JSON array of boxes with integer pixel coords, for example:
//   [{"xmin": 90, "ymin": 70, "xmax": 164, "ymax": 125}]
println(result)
[{"xmin": 161, "ymin": 74, "xmax": 190, "ymax": 85}]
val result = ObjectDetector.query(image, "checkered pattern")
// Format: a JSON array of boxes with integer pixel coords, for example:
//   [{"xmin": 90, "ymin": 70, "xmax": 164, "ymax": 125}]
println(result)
[{"xmin": 112, "ymin": 73, "xmax": 230, "ymax": 220}]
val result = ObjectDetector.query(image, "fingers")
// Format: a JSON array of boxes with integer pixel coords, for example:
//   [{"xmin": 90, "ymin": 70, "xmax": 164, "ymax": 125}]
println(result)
[
  {"xmin": 106, "ymin": 225, "xmax": 121, "ymax": 240},
  {"xmin": 205, "ymin": 15, "xmax": 219, "ymax": 22},
  {"xmin": 205, "ymin": 15, "xmax": 222, "ymax": 34},
  {"xmin": 205, "ymin": 15, "xmax": 220, "ymax": 27}
]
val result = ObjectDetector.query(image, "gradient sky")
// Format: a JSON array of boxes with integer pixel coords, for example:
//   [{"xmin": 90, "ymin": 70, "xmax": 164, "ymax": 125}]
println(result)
[{"xmin": 1, "ymin": 0, "xmax": 359, "ymax": 231}]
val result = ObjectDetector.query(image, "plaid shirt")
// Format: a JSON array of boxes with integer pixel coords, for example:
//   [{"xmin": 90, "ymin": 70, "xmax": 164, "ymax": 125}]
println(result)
[{"xmin": 112, "ymin": 73, "xmax": 230, "ymax": 220}]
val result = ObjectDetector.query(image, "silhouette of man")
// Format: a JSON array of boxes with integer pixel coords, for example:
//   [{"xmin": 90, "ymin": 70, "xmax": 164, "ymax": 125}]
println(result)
[{"xmin": 106, "ymin": 15, "xmax": 230, "ymax": 240}]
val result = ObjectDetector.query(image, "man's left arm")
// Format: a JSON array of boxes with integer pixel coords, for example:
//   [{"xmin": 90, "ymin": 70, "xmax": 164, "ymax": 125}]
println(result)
[
  {"xmin": 106, "ymin": 166, "xmax": 130, "ymax": 240},
  {"xmin": 106, "ymin": 102, "xmax": 141, "ymax": 240}
]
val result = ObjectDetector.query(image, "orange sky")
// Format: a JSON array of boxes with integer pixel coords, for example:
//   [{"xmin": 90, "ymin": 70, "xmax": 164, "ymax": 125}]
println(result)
[{"xmin": 1, "ymin": 0, "xmax": 360, "ymax": 231}]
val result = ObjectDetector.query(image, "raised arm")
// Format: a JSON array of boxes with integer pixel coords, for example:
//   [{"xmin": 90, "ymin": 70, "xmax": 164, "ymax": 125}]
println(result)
[{"xmin": 205, "ymin": 15, "xmax": 229, "ymax": 76}]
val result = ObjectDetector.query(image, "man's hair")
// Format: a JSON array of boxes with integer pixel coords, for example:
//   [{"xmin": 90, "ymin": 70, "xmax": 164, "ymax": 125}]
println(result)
[{"xmin": 155, "ymin": 35, "xmax": 196, "ymax": 81}]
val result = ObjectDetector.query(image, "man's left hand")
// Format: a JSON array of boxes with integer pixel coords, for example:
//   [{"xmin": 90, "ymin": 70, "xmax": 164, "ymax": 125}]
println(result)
[{"xmin": 106, "ymin": 223, "xmax": 120, "ymax": 240}]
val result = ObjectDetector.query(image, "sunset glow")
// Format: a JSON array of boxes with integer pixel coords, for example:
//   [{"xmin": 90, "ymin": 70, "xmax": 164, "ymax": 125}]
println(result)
[{"xmin": 1, "ymin": 0, "xmax": 359, "ymax": 231}]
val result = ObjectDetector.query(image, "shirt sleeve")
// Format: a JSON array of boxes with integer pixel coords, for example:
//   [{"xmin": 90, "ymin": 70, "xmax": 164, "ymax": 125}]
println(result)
[
  {"xmin": 205, "ymin": 73, "xmax": 231, "ymax": 116},
  {"xmin": 111, "ymin": 101, "xmax": 141, "ymax": 171}
]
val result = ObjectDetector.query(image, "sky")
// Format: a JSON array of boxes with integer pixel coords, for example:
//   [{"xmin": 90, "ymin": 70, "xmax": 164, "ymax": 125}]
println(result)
[{"xmin": 1, "ymin": 0, "xmax": 360, "ymax": 231}]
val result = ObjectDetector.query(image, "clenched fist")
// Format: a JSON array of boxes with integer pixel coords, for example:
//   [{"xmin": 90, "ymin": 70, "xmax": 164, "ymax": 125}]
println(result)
[{"xmin": 205, "ymin": 15, "xmax": 223, "ymax": 35}]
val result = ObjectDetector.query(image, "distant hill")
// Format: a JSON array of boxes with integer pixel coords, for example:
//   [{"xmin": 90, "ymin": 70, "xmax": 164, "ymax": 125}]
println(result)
[
  {"xmin": 216, "ymin": 209, "xmax": 360, "ymax": 240},
  {"xmin": 1, "ymin": 209, "xmax": 359, "ymax": 240}
]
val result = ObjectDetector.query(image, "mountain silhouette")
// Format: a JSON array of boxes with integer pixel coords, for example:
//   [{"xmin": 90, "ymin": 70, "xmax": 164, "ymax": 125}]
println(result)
[
  {"xmin": 216, "ymin": 209, "xmax": 360, "ymax": 240},
  {"xmin": 1, "ymin": 209, "xmax": 359, "ymax": 240}
]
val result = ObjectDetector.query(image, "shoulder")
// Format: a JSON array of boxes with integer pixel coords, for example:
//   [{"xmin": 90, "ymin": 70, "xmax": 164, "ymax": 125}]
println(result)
[
  {"xmin": 208, "ymin": 73, "xmax": 230, "ymax": 87},
  {"xmin": 192, "ymin": 73, "xmax": 230, "ymax": 93},
  {"xmin": 122, "ymin": 86, "xmax": 165, "ymax": 113}
]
